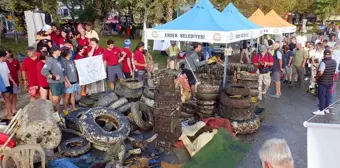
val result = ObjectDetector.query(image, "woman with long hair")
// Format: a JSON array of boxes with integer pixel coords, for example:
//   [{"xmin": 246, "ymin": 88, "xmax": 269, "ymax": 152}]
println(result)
[
  {"xmin": 133, "ymin": 42, "xmax": 148, "ymax": 85},
  {"xmin": 36, "ymin": 51, "xmax": 52, "ymax": 100},
  {"xmin": 74, "ymin": 45, "xmax": 87, "ymax": 96}
]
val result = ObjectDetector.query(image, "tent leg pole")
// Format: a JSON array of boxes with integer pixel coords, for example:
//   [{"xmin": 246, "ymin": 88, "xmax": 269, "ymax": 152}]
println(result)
[
  {"xmin": 223, "ymin": 43, "xmax": 228, "ymax": 88},
  {"xmin": 257, "ymin": 37, "xmax": 259, "ymax": 53}
]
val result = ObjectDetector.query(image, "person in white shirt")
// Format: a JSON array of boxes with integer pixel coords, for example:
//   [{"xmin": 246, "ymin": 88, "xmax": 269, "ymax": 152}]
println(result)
[
  {"xmin": 308, "ymin": 43, "xmax": 324, "ymax": 92},
  {"xmin": 296, "ymin": 32, "xmax": 307, "ymax": 47},
  {"xmin": 0, "ymin": 50, "xmax": 18, "ymax": 120}
]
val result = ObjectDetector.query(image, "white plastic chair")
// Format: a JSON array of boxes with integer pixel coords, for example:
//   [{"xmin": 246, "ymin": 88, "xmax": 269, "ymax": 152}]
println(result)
[{"xmin": 2, "ymin": 144, "xmax": 46, "ymax": 168}]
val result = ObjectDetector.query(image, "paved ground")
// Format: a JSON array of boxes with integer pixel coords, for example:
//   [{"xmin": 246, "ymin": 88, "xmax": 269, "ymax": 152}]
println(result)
[{"xmin": 237, "ymin": 79, "xmax": 340, "ymax": 168}]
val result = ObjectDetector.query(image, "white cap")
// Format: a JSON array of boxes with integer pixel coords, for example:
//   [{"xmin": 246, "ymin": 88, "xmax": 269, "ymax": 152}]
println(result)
[{"xmin": 42, "ymin": 25, "xmax": 52, "ymax": 31}]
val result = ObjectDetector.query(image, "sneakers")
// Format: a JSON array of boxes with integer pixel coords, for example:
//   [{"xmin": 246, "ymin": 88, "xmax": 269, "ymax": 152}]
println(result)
[
  {"xmin": 312, "ymin": 110, "xmax": 325, "ymax": 115},
  {"xmin": 304, "ymin": 77, "xmax": 309, "ymax": 81},
  {"xmin": 324, "ymin": 109, "xmax": 330, "ymax": 113},
  {"xmin": 270, "ymin": 94, "xmax": 281, "ymax": 98}
]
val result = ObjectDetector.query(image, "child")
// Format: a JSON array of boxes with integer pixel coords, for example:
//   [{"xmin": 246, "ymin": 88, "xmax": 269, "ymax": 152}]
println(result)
[{"xmin": 61, "ymin": 49, "xmax": 78, "ymax": 115}]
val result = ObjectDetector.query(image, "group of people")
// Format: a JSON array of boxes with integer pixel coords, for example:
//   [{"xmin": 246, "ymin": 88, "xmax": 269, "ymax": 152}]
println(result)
[
  {"xmin": 250, "ymin": 33, "xmax": 340, "ymax": 116},
  {"xmin": 0, "ymin": 22, "xmax": 154, "ymax": 118}
]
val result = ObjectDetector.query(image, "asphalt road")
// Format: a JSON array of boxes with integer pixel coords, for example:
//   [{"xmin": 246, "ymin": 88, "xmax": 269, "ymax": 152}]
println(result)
[{"xmin": 237, "ymin": 79, "xmax": 340, "ymax": 168}]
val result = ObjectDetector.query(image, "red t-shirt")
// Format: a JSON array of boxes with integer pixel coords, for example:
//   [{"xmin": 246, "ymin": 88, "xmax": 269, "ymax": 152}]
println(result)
[
  {"xmin": 252, "ymin": 53, "xmax": 274, "ymax": 69},
  {"xmin": 36, "ymin": 61, "xmax": 49, "ymax": 87},
  {"xmin": 59, "ymin": 37, "xmax": 66, "ymax": 47},
  {"xmin": 74, "ymin": 54, "xmax": 85, "ymax": 60},
  {"xmin": 122, "ymin": 48, "xmax": 132, "ymax": 73},
  {"xmin": 103, "ymin": 47, "xmax": 121, "ymax": 66},
  {"xmin": 87, "ymin": 46, "xmax": 105, "ymax": 56},
  {"xmin": 77, "ymin": 37, "xmax": 89, "ymax": 47},
  {"xmin": 5, "ymin": 58, "xmax": 20, "ymax": 84},
  {"xmin": 36, "ymin": 52, "xmax": 41, "ymax": 58},
  {"xmin": 134, "ymin": 50, "xmax": 146, "ymax": 70},
  {"xmin": 22, "ymin": 57, "xmax": 39, "ymax": 87},
  {"xmin": 50, "ymin": 32, "xmax": 59, "ymax": 46}
]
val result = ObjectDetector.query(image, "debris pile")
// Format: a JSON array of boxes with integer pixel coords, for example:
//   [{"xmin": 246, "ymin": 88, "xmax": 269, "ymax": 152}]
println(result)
[{"xmin": 196, "ymin": 84, "xmax": 220, "ymax": 118}]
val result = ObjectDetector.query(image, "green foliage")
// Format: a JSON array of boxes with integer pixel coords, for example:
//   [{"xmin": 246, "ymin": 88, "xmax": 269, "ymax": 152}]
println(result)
[
  {"xmin": 313, "ymin": 0, "xmax": 338, "ymax": 21},
  {"xmin": 78, "ymin": 3, "xmax": 97, "ymax": 23}
]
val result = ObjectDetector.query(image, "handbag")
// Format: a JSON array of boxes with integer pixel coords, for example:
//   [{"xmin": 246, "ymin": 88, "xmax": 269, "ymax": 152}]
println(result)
[{"xmin": 0, "ymin": 76, "xmax": 7, "ymax": 93}]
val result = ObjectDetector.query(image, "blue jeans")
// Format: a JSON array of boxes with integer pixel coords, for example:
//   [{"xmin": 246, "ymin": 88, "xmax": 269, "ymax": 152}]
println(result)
[
  {"xmin": 330, "ymin": 82, "xmax": 337, "ymax": 104},
  {"xmin": 203, "ymin": 46, "xmax": 212, "ymax": 60},
  {"xmin": 318, "ymin": 83, "xmax": 332, "ymax": 110}
]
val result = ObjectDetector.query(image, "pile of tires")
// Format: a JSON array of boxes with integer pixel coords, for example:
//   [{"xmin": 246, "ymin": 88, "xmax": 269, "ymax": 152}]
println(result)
[
  {"xmin": 218, "ymin": 84, "xmax": 260, "ymax": 135},
  {"xmin": 140, "ymin": 87, "xmax": 155, "ymax": 108},
  {"xmin": 115, "ymin": 79, "xmax": 143, "ymax": 99},
  {"xmin": 196, "ymin": 83, "xmax": 220, "ymax": 118},
  {"xmin": 180, "ymin": 102, "xmax": 197, "ymax": 119},
  {"xmin": 237, "ymin": 71, "xmax": 260, "ymax": 105}
]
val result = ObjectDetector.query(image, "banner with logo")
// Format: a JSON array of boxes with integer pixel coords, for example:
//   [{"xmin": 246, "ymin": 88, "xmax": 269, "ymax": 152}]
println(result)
[
  {"xmin": 75, "ymin": 55, "xmax": 107, "ymax": 85},
  {"xmin": 146, "ymin": 29, "xmax": 264, "ymax": 43},
  {"xmin": 304, "ymin": 121, "xmax": 340, "ymax": 168}
]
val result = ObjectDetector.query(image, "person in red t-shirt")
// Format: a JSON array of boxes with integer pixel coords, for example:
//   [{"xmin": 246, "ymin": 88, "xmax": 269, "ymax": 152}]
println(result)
[
  {"xmin": 133, "ymin": 42, "xmax": 148, "ymax": 85},
  {"xmin": 252, "ymin": 45, "xmax": 274, "ymax": 100},
  {"xmin": 103, "ymin": 39, "xmax": 126, "ymax": 90},
  {"xmin": 74, "ymin": 45, "xmax": 86, "ymax": 96},
  {"xmin": 50, "ymin": 23, "xmax": 60, "ymax": 46},
  {"xmin": 121, "ymin": 39, "xmax": 133, "ymax": 78},
  {"xmin": 22, "ymin": 46, "xmax": 40, "ymax": 102},
  {"xmin": 87, "ymin": 38, "xmax": 105, "ymax": 56},
  {"xmin": 5, "ymin": 50, "xmax": 21, "ymax": 114},
  {"xmin": 77, "ymin": 29, "xmax": 89, "ymax": 56},
  {"xmin": 36, "ymin": 51, "xmax": 51, "ymax": 100},
  {"xmin": 59, "ymin": 29, "xmax": 68, "ymax": 47},
  {"xmin": 36, "ymin": 44, "xmax": 48, "ymax": 58}
]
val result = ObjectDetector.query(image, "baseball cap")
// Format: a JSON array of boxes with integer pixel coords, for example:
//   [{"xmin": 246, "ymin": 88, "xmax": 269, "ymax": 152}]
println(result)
[
  {"xmin": 50, "ymin": 46, "xmax": 60, "ymax": 53},
  {"xmin": 124, "ymin": 39, "xmax": 131, "ymax": 47},
  {"xmin": 259, "ymin": 45, "xmax": 267, "ymax": 52},
  {"xmin": 27, "ymin": 46, "xmax": 35, "ymax": 51},
  {"xmin": 42, "ymin": 25, "xmax": 52, "ymax": 31},
  {"xmin": 324, "ymin": 49, "xmax": 331, "ymax": 55}
]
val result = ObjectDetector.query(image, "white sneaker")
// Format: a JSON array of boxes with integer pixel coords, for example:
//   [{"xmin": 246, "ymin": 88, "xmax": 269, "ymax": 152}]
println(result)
[
  {"xmin": 324, "ymin": 109, "xmax": 330, "ymax": 113},
  {"xmin": 305, "ymin": 77, "xmax": 309, "ymax": 81},
  {"xmin": 312, "ymin": 110, "xmax": 325, "ymax": 115}
]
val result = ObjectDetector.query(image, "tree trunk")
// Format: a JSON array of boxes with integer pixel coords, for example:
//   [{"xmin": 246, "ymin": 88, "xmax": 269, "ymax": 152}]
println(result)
[
  {"xmin": 94, "ymin": 0, "xmax": 103, "ymax": 33},
  {"xmin": 166, "ymin": 0, "xmax": 174, "ymax": 22}
]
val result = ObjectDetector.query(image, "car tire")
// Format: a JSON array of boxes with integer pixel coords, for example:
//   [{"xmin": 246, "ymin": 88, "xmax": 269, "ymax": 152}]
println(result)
[
  {"xmin": 250, "ymin": 89, "xmax": 260, "ymax": 97},
  {"xmin": 224, "ymin": 84, "xmax": 250, "ymax": 97},
  {"xmin": 197, "ymin": 100, "xmax": 216, "ymax": 106},
  {"xmin": 237, "ymin": 71, "xmax": 259, "ymax": 81},
  {"xmin": 181, "ymin": 104, "xmax": 197, "ymax": 114},
  {"xmin": 130, "ymin": 102, "xmax": 154, "ymax": 131},
  {"xmin": 65, "ymin": 108, "xmax": 89, "ymax": 132},
  {"xmin": 58, "ymin": 137, "xmax": 91, "ymax": 157},
  {"xmin": 140, "ymin": 95, "xmax": 155, "ymax": 108},
  {"xmin": 93, "ymin": 92, "xmax": 119, "ymax": 107},
  {"xmin": 220, "ymin": 91, "xmax": 252, "ymax": 109},
  {"xmin": 109, "ymin": 97, "xmax": 128, "ymax": 110},
  {"xmin": 218, "ymin": 104, "xmax": 254, "ymax": 121},
  {"xmin": 78, "ymin": 107, "xmax": 130, "ymax": 146},
  {"xmin": 230, "ymin": 115, "xmax": 260, "ymax": 135},
  {"xmin": 237, "ymin": 80, "xmax": 259, "ymax": 89},
  {"xmin": 78, "ymin": 97, "xmax": 95, "ymax": 108},
  {"xmin": 117, "ymin": 102, "xmax": 133, "ymax": 113},
  {"xmin": 197, "ymin": 84, "xmax": 219, "ymax": 94},
  {"xmin": 196, "ymin": 93, "xmax": 218, "ymax": 101},
  {"xmin": 143, "ymin": 87, "xmax": 155, "ymax": 99},
  {"xmin": 114, "ymin": 83, "xmax": 143, "ymax": 99},
  {"xmin": 120, "ymin": 79, "xmax": 143, "ymax": 89}
]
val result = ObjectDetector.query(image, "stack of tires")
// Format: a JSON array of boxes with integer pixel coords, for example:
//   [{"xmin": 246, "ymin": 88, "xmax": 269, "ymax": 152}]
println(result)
[
  {"xmin": 153, "ymin": 72, "xmax": 181, "ymax": 148},
  {"xmin": 237, "ymin": 71, "xmax": 259, "ymax": 105},
  {"xmin": 219, "ymin": 84, "xmax": 260, "ymax": 135},
  {"xmin": 196, "ymin": 84, "xmax": 220, "ymax": 118},
  {"xmin": 115, "ymin": 79, "xmax": 144, "ymax": 99}
]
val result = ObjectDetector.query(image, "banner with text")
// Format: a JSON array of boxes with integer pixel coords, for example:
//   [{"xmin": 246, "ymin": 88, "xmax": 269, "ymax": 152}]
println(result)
[{"xmin": 75, "ymin": 55, "xmax": 107, "ymax": 85}]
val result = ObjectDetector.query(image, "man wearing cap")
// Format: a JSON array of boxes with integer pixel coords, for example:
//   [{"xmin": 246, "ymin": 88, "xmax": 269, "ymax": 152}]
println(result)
[
  {"xmin": 166, "ymin": 41, "xmax": 180, "ymax": 70},
  {"xmin": 121, "ymin": 39, "xmax": 133, "ymax": 78},
  {"xmin": 313, "ymin": 49, "xmax": 337, "ymax": 115},
  {"xmin": 42, "ymin": 46, "xmax": 65, "ymax": 112},
  {"xmin": 292, "ymin": 43, "xmax": 307, "ymax": 88},
  {"xmin": 103, "ymin": 39, "xmax": 126, "ymax": 90},
  {"xmin": 253, "ymin": 45, "xmax": 274, "ymax": 100},
  {"xmin": 22, "ymin": 46, "xmax": 40, "ymax": 102}
]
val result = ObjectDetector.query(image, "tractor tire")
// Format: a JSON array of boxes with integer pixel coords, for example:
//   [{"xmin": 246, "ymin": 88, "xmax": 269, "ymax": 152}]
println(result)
[
  {"xmin": 130, "ymin": 102, "xmax": 154, "ymax": 131},
  {"xmin": 114, "ymin": 83, "xmax": 143, "ymax": 99},
  {"xmin": 120, "ymin": 79, "xmax": 143, "ymax": 89},
  {"xmin": 224, "ymin": 84, "xmax": 250, "ymax": 97},
  {"xmin": 230, "ymin": 115, "xmax": 260, "ymax": 135},
  {"xmin": 197, "ymin": 84, "xmax": 220, "ymax": 94},
  {"xmin": 218, "ymin": 104, "xmax": 254, "ymax": 121},
  {"xmin": 220, "ymin": 91, "xmax": 252, "ymax": 109},
  {"xmin": 196, "ymin": 93, "xmax": 218, "ymax": 101},
  {"xmin": 58, "ymin": 137, "xmax": 91, "ymax": 157},
  {"xmin": 93, "ymin": 92, "xmax": 119, "ymax": 107},
  {"xmin": 78, "ymin": 107, "xmax": 130, "ymax": 146},
  {"xmin": 109, "ymin": 97, "xmax": 128, "ymax": 110}
]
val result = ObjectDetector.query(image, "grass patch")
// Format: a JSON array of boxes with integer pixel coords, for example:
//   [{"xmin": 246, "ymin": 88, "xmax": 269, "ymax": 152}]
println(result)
[{"xmin": 0, "ymin": 35, "xmax": 167, "ymax": 68}]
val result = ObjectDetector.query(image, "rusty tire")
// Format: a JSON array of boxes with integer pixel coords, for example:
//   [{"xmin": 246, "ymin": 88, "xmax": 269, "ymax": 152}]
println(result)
[
  {"xmin": 58, "ymin": 137, "xmax": 91, "ymax": 157},
  {"xmin": 196, "ymin": 93, "xmax": 218, "ymax": 101},
  {"xmin": 78, "ymin": 107, "xmax": 130, "ymax": 146},
  {"xmin": 230, "ymin": 115, "xmax": 260, "ymax": 135},
  {"xmin": 218, "ymin": 104, "xmax": 254, "ymax": 121},
  {"xmin": 130, "ymin": 102, "xmax": 154, "ymax": 131},
  {"xmin": 197, "ymin": 84, "xmax": 220, "ymax": 94},
  {"xmin": 237, "ymin": 80, "xmax": 259, "ymax": 89},
  {"xmin": 224, "ymin": 84, "xmax": 250, "ymax": 97},
  {"xmin": 220, "ymin": 91, "xmax": 252, "ymax": 109}
]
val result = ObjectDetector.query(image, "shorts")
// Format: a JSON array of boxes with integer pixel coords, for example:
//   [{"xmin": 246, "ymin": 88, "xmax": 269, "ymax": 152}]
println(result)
[
  {"xmin": 2, "ymin": 86, "xmax": 13, "ymax": 94},
  {"xmin": 167, "ymin": 56, "xmax": 177, "ymax": 61},
  {"xmin": 41, "ymin": 86, "xmax": 50, "ymax": 90},
  {"xmin": 272, "ymin": 71, "xmax": 281, "ymax": 82},
  {"xmin": 65, "ymin": 83, "xmax": 79, "ymax": 94},
  {"xmin": 182, "ymin": 69, "xmax": 196, "ymax": 85},
  {"xmin": 50, "ymin": 83, "xmax": 65, "ymax": 96},
  {"xmin": 29, "ymin": 86, "xmax": 39, "ymax": 98},
  {"xmin": 124, "ymin": 72, "xmax": 132, "ymax": 78},
  {"xmin": 108, "ymin": 65, "xmax": 124, "ymax": 82},
  {"xmin": 285, "ymin": 66, "xmax": 292, "ymax": 74}
]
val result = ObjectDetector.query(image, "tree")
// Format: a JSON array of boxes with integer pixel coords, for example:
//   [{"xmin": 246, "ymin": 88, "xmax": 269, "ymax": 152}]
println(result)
[
  {"xmin": 60, "ymin": 0, "xmax": 85, "ymax": 21},
  {"xmin": 313, "ymin": 0, "xmax": 339, "ymax": 22}
]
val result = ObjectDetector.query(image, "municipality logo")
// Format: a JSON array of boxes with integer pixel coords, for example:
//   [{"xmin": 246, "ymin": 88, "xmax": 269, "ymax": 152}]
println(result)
[
  {"xmin": 274, "ymin": 29, "xmax": 279, "ymax": 33},
  {"xmin": 213, "ymin": 33, "xmax": 222, "ymax": 41},
  {"xmin": 152, "ymin": 31, "xmax": 158, "ymax": 38}
]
